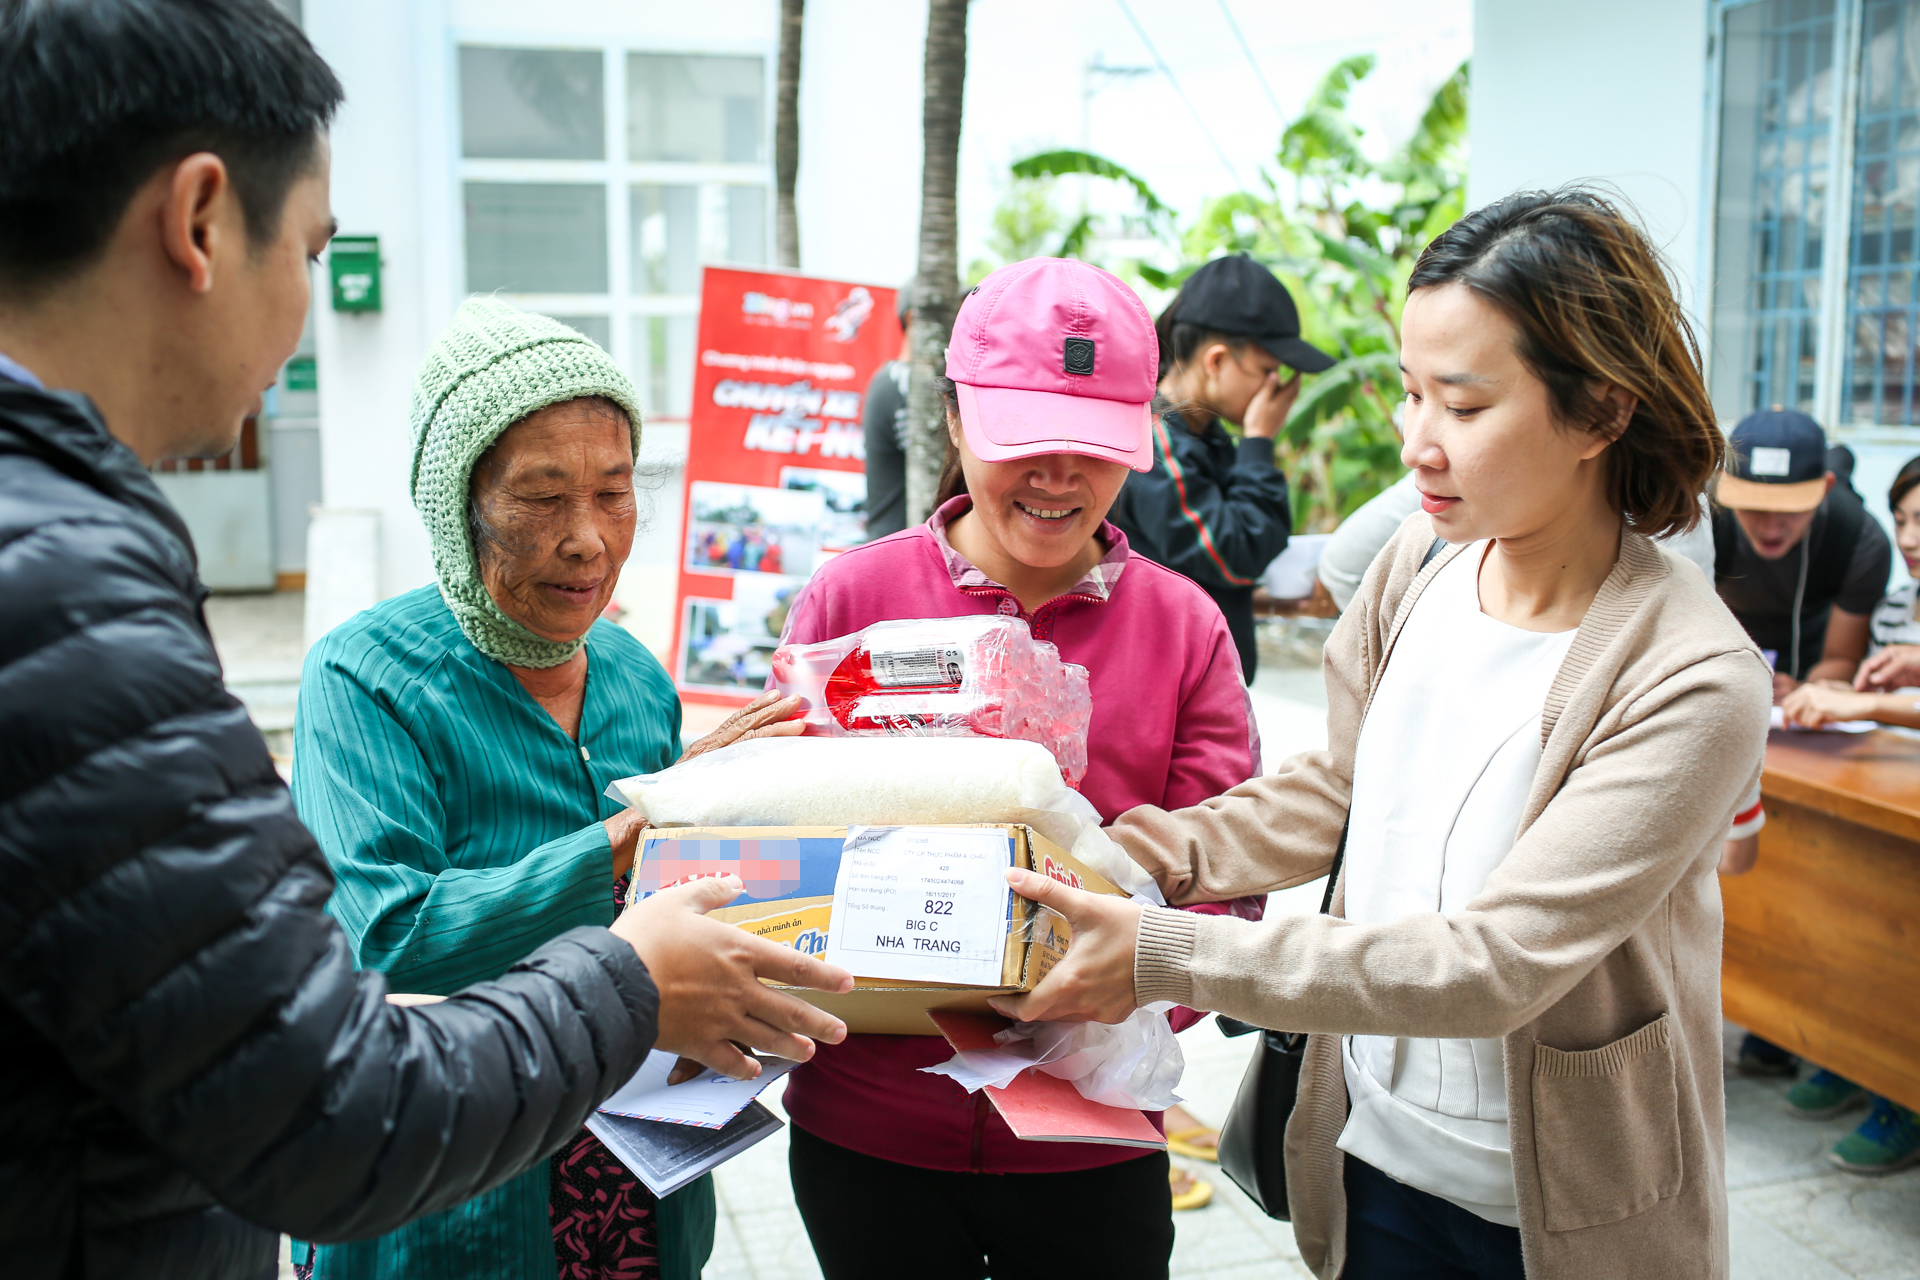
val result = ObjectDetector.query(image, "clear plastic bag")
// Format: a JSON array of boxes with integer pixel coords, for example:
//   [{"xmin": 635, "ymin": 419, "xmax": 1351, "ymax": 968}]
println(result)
[
  {"xmin": 770, "ymin": 616, "xmax": 1092, "ymax": 788},
  {"xmin": 1016, "ymin": 1004, "xmax": 1186, "ymax": 1111},
  {"xmin": 918, "ymin": 1003, "xmax": 1186, "ymax": 1111}
]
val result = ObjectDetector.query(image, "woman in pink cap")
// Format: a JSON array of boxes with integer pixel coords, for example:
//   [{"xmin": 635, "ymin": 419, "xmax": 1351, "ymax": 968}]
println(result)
[{"xmin": 775, "ymin": 258, "xmax": 1260, "ymax": 1278}]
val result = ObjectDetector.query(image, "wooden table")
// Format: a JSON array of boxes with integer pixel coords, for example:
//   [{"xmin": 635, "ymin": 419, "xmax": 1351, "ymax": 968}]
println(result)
[{"xmin": 1721, "ymin": 728, "xmax": 1920, "ymax": 1112}]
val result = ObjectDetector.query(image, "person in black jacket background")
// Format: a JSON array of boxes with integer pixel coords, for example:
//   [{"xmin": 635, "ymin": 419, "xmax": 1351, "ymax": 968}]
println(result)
[
  {"xmin": 1108, "ymin": 254, "xmax": 1334, "ymax": 682},
  {"xmin": 0, "ymin": 4, "xmax": 850, "ymax": 1278},
  {"xmin": 861, "ymin": 283, "xmax": 913, "ymax": 540}
]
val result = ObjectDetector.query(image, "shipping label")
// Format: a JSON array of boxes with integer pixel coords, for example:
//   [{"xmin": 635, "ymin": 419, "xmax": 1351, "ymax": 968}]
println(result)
[{"xmin": 824, "ymin": 826, "xmax": 1012, "ymax": 986}]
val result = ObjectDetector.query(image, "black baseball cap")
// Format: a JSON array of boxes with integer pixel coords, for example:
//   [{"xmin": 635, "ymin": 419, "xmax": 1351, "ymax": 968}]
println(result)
[
  {"xmin": 1718, "ymin": 407, "xmax": 1832, "ymax": 513},
  {"xmin": 1172, "ymin": 253, "xmax": 1336, "ymax": 373}
]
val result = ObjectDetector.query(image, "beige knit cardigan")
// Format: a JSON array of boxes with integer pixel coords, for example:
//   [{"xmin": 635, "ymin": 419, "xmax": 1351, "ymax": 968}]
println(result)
[{"xmin": 1115, "ymin": 515, "xmax": 1772, "ymax": 1280}]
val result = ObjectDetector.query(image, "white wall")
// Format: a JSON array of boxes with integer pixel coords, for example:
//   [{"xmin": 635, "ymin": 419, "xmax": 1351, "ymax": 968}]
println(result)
[
  {"xmin": 305, "ymin": 0, "xmax": 445, "ymax": 624},
  {"xmin": 1468, "ymin": 0, "xmax": 1712, "ymax": 315},
  {"xmin": 793, "ymin": 0, "xmax": 924, "ymax": 288},
  {"xmin": 305, "ymin": 0, "xmax": 794, "ymax": 630}
]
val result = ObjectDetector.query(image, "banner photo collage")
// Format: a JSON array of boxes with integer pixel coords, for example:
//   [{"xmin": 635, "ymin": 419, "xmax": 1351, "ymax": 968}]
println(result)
[{"xmin": 673, "ymin": 267, "xmax": 899, "ymax": 703}]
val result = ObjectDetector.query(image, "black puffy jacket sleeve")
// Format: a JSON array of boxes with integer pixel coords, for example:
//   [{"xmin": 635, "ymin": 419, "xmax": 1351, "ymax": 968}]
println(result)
[{"xmin": 0, "ymin": 387, "xmax": 657, "ymax": 1252}]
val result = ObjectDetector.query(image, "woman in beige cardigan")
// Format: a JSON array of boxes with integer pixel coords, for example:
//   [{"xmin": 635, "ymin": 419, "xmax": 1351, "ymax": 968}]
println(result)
[{"xmin": 990, "ymin": 189, "xmax": 1772, "ymax": 1280}]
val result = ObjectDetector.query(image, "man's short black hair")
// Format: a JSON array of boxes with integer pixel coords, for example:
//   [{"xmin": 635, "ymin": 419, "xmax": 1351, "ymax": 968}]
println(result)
[{"xmin": 0, "ymin": 0, "xmax": 343, "ymax": 296}]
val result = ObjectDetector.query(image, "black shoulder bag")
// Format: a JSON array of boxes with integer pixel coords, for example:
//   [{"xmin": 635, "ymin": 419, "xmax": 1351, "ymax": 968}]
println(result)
[
  {"xmin": 1212, "ymin": 830, "xmax": 1344, "ymax": 1221},
  {"xmin": 1213, "ymin": 535, "xmax": 1443, "ymax": 1220}
]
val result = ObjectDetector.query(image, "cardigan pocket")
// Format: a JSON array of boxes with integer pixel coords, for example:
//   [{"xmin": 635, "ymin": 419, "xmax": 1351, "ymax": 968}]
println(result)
[{"xmin": 1529, "ymin": 1013, "xmax": 1682, "ymax": 1232}]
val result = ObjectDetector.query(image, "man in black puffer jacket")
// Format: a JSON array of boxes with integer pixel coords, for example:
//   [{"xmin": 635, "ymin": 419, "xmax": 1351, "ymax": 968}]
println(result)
[{"xmin": 0, "ymin": 4, "xmax": 850, "ymax": 1278}]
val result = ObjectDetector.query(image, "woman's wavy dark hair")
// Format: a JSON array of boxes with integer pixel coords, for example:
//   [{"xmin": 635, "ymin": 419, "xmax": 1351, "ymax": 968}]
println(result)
[{"xmin": 1407, "ymin": 187, "xmax": 1724, "ymax": 538}]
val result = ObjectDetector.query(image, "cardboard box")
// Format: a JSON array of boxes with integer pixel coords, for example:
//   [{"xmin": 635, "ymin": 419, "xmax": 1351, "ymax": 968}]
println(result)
[{"xmin": 634, "ymin": 824, "xmax": 1124, "ymax": 1035}]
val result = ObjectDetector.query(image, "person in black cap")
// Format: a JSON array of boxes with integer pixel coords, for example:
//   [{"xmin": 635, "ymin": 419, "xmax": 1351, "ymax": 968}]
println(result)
[
  {"xmin": 1712, "ymin": 407, "xmax": 1891, "ymax": 702},
  {"xmin": 1108, "ymin": 254, "xmax": 1335, "ymax": 682},
  {"xmin": 1712, "ymin": 408, "xmax": 1891, "ymax": 1081},
  {"xmin": 861, "ymin": 282, "xmax": 914, "ymax": 540}
]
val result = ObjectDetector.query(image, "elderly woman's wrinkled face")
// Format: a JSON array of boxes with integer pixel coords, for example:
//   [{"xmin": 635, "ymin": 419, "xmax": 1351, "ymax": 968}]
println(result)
[{"xmin": 470, "ymin": 398, "xmax": 635, "ymax": 646}]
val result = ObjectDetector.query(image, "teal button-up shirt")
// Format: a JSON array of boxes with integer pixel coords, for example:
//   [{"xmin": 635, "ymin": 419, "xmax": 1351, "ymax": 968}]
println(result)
[{"xmin": 292, "ymin": 585, "xmax": 701, "ymax": 1279}]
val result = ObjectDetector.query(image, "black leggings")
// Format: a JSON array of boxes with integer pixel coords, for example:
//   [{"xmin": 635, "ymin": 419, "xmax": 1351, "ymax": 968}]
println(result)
[{"xmin": 787, "ymin": 1124, "xmax": 1175, "ymax": 1280}]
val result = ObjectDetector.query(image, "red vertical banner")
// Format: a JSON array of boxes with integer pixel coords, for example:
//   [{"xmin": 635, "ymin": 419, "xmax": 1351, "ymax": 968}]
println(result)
[{"xmin": 674, "ymin": 267, "xmax": 900, "ymax": 706}]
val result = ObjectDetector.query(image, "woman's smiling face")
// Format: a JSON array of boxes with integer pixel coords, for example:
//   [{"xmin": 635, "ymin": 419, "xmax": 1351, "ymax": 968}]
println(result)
[
  {"xmin": 948, "ymin": 414, "xmax": 1130, "ymax": 572},
  {"xmin": 469, "ymin": 398, "xmax": 636, "ymax": 645}
]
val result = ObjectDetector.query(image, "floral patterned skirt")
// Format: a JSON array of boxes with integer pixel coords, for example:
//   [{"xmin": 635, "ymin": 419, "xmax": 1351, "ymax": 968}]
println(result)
[
  {"xmin": 550, "ymin": 1128, "xmax": 661, "ymax": 1280},
  {"xmin": 290, "ymin": 1129, "xmax": 659, "ymax": 1280}
]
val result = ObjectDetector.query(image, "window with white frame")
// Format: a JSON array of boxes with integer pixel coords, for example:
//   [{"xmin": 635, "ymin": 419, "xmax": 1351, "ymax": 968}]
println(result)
[
  {"xmin": 1711, "ymin": 0, "xmax": 1920, "ymax": 433},
  {"xmin": 457, "ymin": 45, "xmax": 771, "ymax": 421}
]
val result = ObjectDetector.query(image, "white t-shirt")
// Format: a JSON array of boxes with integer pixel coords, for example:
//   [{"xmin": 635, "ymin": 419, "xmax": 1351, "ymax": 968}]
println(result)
[{"xmin": 1335, "ymin": 542, "xmax": 1576, "ymax": 1226}]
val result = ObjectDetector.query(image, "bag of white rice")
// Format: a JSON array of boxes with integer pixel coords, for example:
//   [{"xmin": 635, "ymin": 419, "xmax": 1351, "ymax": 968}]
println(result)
[{"xmin": 605, "ymin": 736, "xmax": 1164, "ymax": 902}]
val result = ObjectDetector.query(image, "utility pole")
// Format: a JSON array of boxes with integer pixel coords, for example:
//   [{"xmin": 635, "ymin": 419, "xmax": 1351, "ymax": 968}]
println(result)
[
  {"xmin": 774, "ymin": 0, "xmax": 804, "ymax": 268},
  {"xmin": 904, "ymin": 0, "xmax": 969, "ymax": 525}
]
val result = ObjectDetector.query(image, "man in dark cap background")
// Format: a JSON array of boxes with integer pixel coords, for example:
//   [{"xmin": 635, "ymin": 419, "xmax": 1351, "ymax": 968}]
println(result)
[
  {"xmin": 1712, "ymin": 407, "xmax": 1892, "ymax": 1080},
  {"xmin": 1712, "ymin": 408, "xmax": 1891, "ymax": 703},
  {"xmin": 861, "ymin": 282, "xmax": 913, "ymax": 540},
  {"xmin": 1109, "ymin": 253, "xmax": 1335, "ymax": 683}
]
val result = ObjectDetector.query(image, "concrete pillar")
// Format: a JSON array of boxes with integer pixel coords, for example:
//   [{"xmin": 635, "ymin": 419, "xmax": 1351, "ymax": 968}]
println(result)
[
  {"xmin": 304, "ymin": 0, "xmax": 451, "ymax": 626},
  {"xmin": 303, "ymin": 507, "xmax": 382, "ymax": 647}
]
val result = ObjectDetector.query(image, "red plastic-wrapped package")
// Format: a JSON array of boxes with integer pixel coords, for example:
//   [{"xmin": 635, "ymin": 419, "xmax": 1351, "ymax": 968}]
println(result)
[{"xmin": 769, "ymin": 616, "xmax": 1092, "ymax": 786}]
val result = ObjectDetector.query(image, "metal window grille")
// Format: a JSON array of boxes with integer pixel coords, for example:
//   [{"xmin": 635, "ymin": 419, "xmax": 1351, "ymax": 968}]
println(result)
[
  {"xmin": 453, "ymin": 44, "xmax": 771, "ymax": 422},
  {"xmin": 1744, "ymin": 1, "xmax": 1840, "ymax": 416},
  {"xmin": 1844, "ymin": 0, "xmax": 1920, "ymax": 423}
]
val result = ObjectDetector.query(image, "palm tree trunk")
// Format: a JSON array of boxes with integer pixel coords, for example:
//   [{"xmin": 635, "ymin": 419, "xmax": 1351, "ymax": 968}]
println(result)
[
  {"xmin": 905, "ymin": 0, "xmax": 968, "ymax": 525},
  {"xmin": 774, "ymin": 0, "xmax": 804, "ymax": 269}
]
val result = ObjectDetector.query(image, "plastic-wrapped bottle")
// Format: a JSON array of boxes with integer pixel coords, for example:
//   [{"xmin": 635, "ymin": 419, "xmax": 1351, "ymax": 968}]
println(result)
[{"xmin": 770, "ymin": 616, "xmax": 1092, "ymax": 787}]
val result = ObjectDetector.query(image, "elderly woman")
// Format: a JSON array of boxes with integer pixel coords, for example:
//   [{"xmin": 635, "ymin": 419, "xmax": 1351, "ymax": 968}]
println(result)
[{"xmin": 292, "ymin": 300, "xmax": 795, "ymax": 1280}]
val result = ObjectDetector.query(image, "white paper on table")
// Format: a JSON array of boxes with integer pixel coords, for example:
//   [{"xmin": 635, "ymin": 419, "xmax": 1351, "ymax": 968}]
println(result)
[
  {"xmin": 597, "ymin": 1050, "xmax": 798, "ymax": 1129},
  {"xmin": 824, "ymin": 825, "xmax": 1013, "ymax": 986},
  {"xmin": 1770, "ymin": 706, "xmax": 1878, "ymax": 734}
]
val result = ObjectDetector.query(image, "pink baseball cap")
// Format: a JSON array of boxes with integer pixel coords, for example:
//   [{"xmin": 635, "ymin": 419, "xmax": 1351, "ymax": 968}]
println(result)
[{"xmin": 946, "ymin": 258, "xmax": 1158, "ymax": 472}]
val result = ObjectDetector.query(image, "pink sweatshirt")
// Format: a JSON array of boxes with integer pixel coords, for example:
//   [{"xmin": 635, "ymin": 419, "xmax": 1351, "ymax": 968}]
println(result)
[{"xmin": 775, "ymin": 495, "xmax": 1261, "ymax": 1173}]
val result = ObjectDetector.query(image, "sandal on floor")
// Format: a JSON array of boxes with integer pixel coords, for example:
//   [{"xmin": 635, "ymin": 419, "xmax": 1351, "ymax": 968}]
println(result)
[
  {"xmin": 1170, "ymin": 1168, "xmax": 1214, "ymax": 1211},
  {"xmin": 1166, "ymin": 1126, "xmax": 1220, "ymax": 1163}
]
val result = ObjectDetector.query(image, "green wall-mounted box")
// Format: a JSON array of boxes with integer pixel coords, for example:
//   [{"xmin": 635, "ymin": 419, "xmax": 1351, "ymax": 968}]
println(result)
[
  {"xmin": 329, "ymin": 235, "xmax": 381, "ymax": 312},
  {"xmin": 284, "ymin": 354, "xmax": 318, "ymax": 391}
]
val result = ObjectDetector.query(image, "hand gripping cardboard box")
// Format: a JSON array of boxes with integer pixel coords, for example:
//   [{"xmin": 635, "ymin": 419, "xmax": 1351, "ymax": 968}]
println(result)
[{"xmin": 631, "ymin": 824, "xmax": 1125, "ymax": 1035}]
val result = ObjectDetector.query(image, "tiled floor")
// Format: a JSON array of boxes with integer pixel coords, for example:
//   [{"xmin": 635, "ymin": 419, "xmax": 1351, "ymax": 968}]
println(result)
[
  {"xmin": 701, "ymin": 1030, "xmax": 1920, "ymax": 1280},
  {"xmin": 204, "ymin": 590, "xmax": 304, "ymax": 759},
  {"xmin": 1724, "ymin": 1052, "xmax": 1920, "ymax": 1280}
]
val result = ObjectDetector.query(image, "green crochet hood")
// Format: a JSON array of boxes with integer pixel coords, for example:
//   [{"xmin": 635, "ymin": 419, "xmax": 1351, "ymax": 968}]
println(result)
[{"xmin": 410, "ymin": 298, "xmax": 642, "ymax": 668}]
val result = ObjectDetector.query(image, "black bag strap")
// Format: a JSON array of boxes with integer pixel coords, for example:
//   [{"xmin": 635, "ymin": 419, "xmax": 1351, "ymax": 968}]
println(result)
[
  {"xmin": 1316, "ymin": 823, "xmax": 1347, "ymax": 915},
  {"xmin": 1420, "ymin": 536, "xmax": 1448, "ymax": 571}
]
